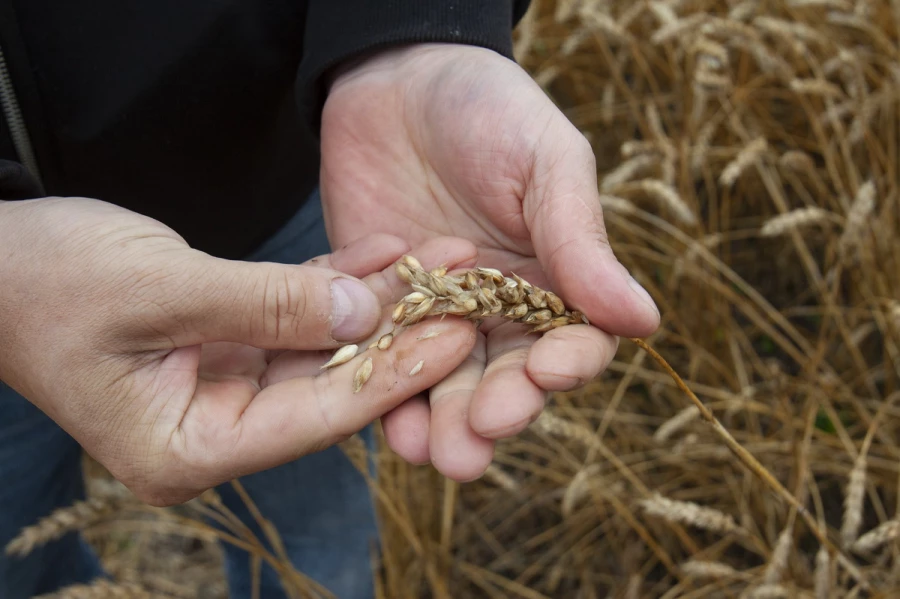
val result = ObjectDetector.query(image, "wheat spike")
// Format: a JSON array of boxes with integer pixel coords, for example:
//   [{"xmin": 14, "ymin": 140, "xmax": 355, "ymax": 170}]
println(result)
[
  {"xmin": 611, "ymin": 180, "xmax": 696, "ymax": 225},
  {"xmin": 654, "ymin": 405, "xmax": 700, "ymax": 443},
  {"xmin": 778, "ymin": 150, "xmax": 816, "ymax": 173},
  {"xmin": 840, "ymin": 454, "xmax": 868, "ymax": 546},
  {"xmin": 763, "ymin": 528, "xmax": 793, "ymax": 584},
  {"xmin": 599, "ymin": 195, "xmax": 637, "ymax": 215},
  {"xmin": 651, "ymin": 14, "xmax": 709, "ymax": 45},
  {"xmin": 790, "ymin": 79, "xmax": 845, "ymax": 98},
  {"xmin": 680, "ymin": 560, "xmax": 739, "ymax": 579},
  {"xmin": 744, "ymin": 584, "xmax": 789, "ymax": 599},
  {"xmin": 839, "ymin": 179, "xmax": 876, "ymax": 256},
  {"xmin": 720, "ymin": 137, "xmax": 767, "ymax": 187},
  {"xmin": 31, "ymin": 580, "xmax": 152, "ymax": 599},
  {"xmin": 481, "ymin": 463, "xmax": 521, "ymax": 494},
  {"xmin": 6, "ymin": 496, "xmax": 124, "ymax": 557},
  {"xmin": 392, "ymin": 256, "xmax": 588, "ymax": 333},
  {"xmin": 760, "ymin": 207, "xmax": 831, "ymax": 237},
  {"xmin": 532, "ymin": 411, "xmax": 601, "ymax": 450},
  {"xmin": 638, "ymin": 493, "xmax": 738, "ymax": 534},
  {"xmin": 601, "ymin": 155, "xmax": 659, "ymax": 191},
  {"xmin": 851, "ymin": 520, "xmax": 900, "ymax": 553},
  {"xmin": 814, "ymin": 547, "xmax": 831, "ymax": 599},
  {"xmin": 561, "ymin": 464, "xmax": 603, "ymax": 517}
]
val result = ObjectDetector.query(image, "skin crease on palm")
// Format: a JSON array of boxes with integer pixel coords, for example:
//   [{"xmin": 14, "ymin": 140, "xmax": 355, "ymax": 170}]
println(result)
[{"xmin": 318, "ymin": 43, "xmax": 661, "ymax": 481}]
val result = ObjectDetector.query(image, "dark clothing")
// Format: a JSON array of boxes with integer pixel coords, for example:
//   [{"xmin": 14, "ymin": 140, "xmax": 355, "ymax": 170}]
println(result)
[{"xmin": 0, "ymin": 1, "xmax": 528, "ymax": 258}]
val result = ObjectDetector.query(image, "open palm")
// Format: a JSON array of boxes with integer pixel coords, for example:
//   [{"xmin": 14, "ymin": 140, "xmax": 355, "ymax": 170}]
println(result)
[{"xmin": 319, "ymin": 44, "xmax": 660, "ymax": 480}]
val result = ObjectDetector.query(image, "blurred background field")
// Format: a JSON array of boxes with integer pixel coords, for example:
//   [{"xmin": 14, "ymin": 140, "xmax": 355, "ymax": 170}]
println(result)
[{"xmin": 17, "ymin": 0, "xmax": 900, "ymax": 597}]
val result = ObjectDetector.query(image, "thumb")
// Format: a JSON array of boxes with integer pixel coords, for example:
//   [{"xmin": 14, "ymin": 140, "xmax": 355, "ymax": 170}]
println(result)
[
  {"xmin": 526, "ymin": 134, "xmax": 660, "ymax": 338},
  {"xmin": 155, "ymin": 252, "xmax": 382, "ymax": 349}
]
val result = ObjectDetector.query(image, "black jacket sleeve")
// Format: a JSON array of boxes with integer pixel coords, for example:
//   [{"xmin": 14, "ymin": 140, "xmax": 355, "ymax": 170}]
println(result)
[{"xmin": 295, "ymin": 0, "xmax": 531, "ymax": 130}]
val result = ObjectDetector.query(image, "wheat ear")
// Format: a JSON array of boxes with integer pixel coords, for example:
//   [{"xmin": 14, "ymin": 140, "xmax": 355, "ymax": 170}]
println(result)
[{"xmin": 6, "ymin": 496, "xmax": 125, "ymax": 557}]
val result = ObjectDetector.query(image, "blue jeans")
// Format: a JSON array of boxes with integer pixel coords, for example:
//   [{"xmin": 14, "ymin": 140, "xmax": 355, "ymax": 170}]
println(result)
[{"xmin": 0, "ymin": 193, "xmax": 378, "ymax": 598}]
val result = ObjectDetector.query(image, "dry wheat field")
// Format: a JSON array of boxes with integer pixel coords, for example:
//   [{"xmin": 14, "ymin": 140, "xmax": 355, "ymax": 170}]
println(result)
[{"xmin": 7, "ymin": 0, "xmax": 900, "ymax": 597}]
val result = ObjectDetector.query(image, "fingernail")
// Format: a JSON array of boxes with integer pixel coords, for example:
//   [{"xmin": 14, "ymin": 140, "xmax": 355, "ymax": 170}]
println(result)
[
  {"xmin": 331, "ymin": 278, "xmax": 379, "ymax": 341},
  {"xmin": 627, "ymin": 276, "xmax": 660, "ymax": 318}
]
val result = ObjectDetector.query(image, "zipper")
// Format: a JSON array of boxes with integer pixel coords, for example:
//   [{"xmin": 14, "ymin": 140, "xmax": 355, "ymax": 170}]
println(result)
[{"xmin": 0, "ymin": 43, "xmax": 45, "ymax": 194}]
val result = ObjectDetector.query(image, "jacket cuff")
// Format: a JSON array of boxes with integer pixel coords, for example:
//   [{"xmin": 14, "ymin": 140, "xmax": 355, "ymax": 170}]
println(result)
[{"xmin": 296, "ymin": 1, "xmax": 530, "ymax": 132}]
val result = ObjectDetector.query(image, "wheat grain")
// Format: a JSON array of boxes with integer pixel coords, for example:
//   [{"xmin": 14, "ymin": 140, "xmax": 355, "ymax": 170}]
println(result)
[
  {"xmin": 840, "ymin": 453, "xmax": 867, "ymax": 546},
  {"xmin": 638, "ymin": 493, "xmax": 739, "ymax": 534},
  {"xmin": 680, "ymin": 560, "xmax": 739, "ymax": 579},
  {"xmin": 321, "ymin": 344, "xmax": 358, "ymax": 370},
  {"xmin": 408, "ymin": 360, "xmax": 424, "ymax": 376},
  {"xmin": 6, "ymin": 496, "xmax": 124, "ymax": 557},
  {"xmin": 851, "ymin": 519, "xmax": 900, "ymax": 553},
  {"xmin": 376, "ymin": 333, "xmax": 393, "ymax": 350},
  {"xmin": 32, "ymin": 580, "xmax": 153, "ymax": 599},
  {"xmin": 654, "ymin": 405, "xmax": 700, "ymax": 442},
  {"xmin": 720, "ymin": 137, "xmax": 767, "ymax": 187},
  {"xmin": 760, "ymin": 207, "xmax": 831, "ymax": 237},
  {"xmin": 814, "ymin": 547, "xmax": 831, "ymax": 599},
  {"xmin": 353, "ymin": 357, "xmax": 373, "ymax": 394}
]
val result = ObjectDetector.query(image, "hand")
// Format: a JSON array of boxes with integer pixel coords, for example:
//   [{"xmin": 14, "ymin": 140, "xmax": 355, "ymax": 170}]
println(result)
[
  {"xmin": 0, "ymin": 197, "xmax": 477, "ymax": 505},
  {"xmin": 320, "ymin": 44, "xmax": 661, "ymax": 481}
]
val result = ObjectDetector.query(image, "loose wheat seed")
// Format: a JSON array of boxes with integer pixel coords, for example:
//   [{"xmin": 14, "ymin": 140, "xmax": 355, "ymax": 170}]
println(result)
[
  {"xmin": 409, "ymin": 360, "xmax": 424, "ymax": 376},
  {"xmin": 376, "ymin": 332, "xmax": 394, "ymax": 350},
  {"xmin": 321, "ymin": 344, "xmax": 358, "ymax": 370},
  {"xmin": 417, "ymin": 330, "xmax": 441, "ymax": 341},
  {"xmin": 353, "ymin": 357, "xmax": 373, "ymax": 393}
]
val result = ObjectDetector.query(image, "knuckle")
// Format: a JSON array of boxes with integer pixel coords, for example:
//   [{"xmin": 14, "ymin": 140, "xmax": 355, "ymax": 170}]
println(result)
[{"xmin": 256, "ymin": 267, "xmax": 311, "ymax": 344}]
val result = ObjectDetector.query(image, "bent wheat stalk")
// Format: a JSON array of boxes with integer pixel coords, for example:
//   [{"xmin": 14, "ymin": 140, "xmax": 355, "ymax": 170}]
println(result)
[{"xmin": 629, "ymin": 337, "xmax": 868, "ymax": 589}]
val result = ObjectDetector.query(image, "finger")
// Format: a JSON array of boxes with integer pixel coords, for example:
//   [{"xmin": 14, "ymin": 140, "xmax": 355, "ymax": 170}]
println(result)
[
  {"xmin": 523, "ymin": 132, "xmax": 660, "ymax": 338},
  {"xmin": 426, "ymin": 331, "xmax": 493, "ymax": 482},
  {"xmin": 304, "ymin": 233, "xmax": 411, "ymax": 277},
  {"xmin": 380, "ymin": 396, "xmax": 431, "ymax": 465},
  {"xmin": 221, "ymin": 318, "xmax": 478, "ymax": 475},
  {"xmin": 526, "ymin": 325, "xmax": 618, "ymax": 391},
  {"xmin": 468, "ymin": 322, "xmax": 546, "ymax": 439},
  {"xmin": 158, "ymin": 254, "xmax": 382, "ymax": 349}
]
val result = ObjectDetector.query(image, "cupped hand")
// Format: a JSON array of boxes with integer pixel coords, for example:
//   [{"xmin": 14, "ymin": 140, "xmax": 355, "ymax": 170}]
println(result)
[
  {"xmin": 0, "ymin": 197, "xmax": 477, "ymax": 505},
  {"xmin": 320, "ymin": 43, "xmax": 661, "ymax": 480}
]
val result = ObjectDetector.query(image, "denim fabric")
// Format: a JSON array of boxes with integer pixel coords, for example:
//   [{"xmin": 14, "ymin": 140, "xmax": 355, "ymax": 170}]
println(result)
[{"xmin": 0, "ymin": 192, "xmax": 378, "ymax": 599}]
